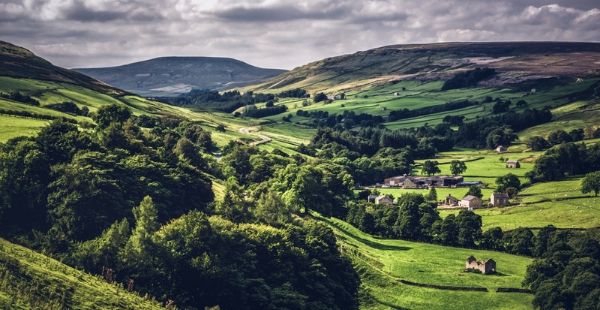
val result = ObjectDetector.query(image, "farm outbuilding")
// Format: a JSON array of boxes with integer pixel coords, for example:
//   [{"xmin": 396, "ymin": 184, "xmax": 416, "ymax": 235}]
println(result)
[
  {"xmin": 490, "ymin": 192, "xmax": 509, "ymax": 207},
  {"xmin": 465, "ymin": 256, "xmax": 496, "ymax": 274},
  {"xmin": 505, "ymin": 160, "xmax": 520, "ymax": 168},
  {"xmin": 375, "ymin": 195, "xmax": 394, "ymax": 205},
  {"xmin": 459, "ymin": 195, "xmax": 482, "ymax": 210}
]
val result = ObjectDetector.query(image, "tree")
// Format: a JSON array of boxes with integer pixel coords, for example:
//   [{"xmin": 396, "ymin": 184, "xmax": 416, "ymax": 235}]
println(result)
[
  {"xmin": 466, "ymin": 185, "xmax": 483, "ymax": 198},
  {"xmin": 496, "ymin": 173, "xmax": 521, "ymax": 192},
  {"xmin": 125, "ymin": 196, "xmax": 159, "ymax": 255},
  {"xmin": 527, "ymin": 136, "xmax": 550, "ymax": 151},
  {"xmin": 548, "ymin": 130, "xmax": 572, "ymax": 145},
  {"xmin": 437, "ymin": 214, "xmax": 459, "ymax": 245},
  {"xmin": 313, "ymin": 92, "xmax": 327, "ymax": 103},
  {"xmin": 480, "ymin": 227, "xmax": 504, "ymax": 250},
  {"xmin": 449, "ymin": 160, "xmax": 467, "ymax": 175},
  {"xmin": 486, "ymin": 126, "xmax": 517, "ymax": 148},
  {"xmin": 456, "ymin": 210, "xmax": 482, "ymax": 248},
  {"xmin": 426, "ymin": 187, "xmax": 438, "ymax": 201},
  {"xmin": 93, "ymin": 104, "xmax": 131, "ymax": 128},
  {"xmin": 581, "ymin": 171, "xmax": 600, "ymax": 196},
  {"xmin": 421, "ymin": 160, "xmax": 441, "ymax": 176},
  {"xmin": 255, "ymin": 191, "xmax": 291, "ymax": 226}
]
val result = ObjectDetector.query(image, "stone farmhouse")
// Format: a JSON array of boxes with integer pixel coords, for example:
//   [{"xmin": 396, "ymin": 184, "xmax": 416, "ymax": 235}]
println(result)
[
  {"xmin": 459, "ymin": 195, "xmax": 482, "ymax": 210},
  {"xmin": 505, "ymin": 160, "xmax": 520, "ymax": 168},
  {"xmin": 465, "ymin": 256, "xmax": 496, "ymax": 274},
  {"xmin": 495, "ymin": 145, "xmax": 507, "ymax": 153},
  {"xmin": 490, "ymin": 192, "xmax": 509, "ymax": 207},
  {"xmin": 375, "ymin": 195, "xmax": 394, "ymax": 205},
  {"xmin": 383, "ymin": 175, "xmax": 464, "ymax": 189}
]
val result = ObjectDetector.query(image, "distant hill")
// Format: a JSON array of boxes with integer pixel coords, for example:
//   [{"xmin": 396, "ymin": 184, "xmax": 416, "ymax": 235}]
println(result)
[
  {"xmin": 0, "ymin": 41, "xmax": 124, "ymax": 95},
  {"xmin": 75, "ymin": 57, "xmax": 287, "ymax": 97},
  {"xmin": 246, "ymin": 41, "xmax": 600, "ymax": 93}
]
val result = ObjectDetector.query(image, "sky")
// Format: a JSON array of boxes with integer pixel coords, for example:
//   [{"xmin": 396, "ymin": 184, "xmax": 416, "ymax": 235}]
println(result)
[{"xmin": 1, "ymin": 0, "xmax": 599, "ymax": 69}]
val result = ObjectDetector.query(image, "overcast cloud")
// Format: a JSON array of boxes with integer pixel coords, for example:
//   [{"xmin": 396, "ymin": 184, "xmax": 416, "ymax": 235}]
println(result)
[{"xmin": 1, "ymin": 0, "xmax": 599, "ymax": 69}]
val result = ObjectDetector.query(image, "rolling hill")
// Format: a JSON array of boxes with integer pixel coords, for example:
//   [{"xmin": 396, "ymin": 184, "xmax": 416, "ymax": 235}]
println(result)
[
  {"xmin": 75, "ymin": 57, "xmax": 286, "ymax": 97},
  {"xmin": 246, "ymin": 41, "xmax": 600, "ymax": 94}
]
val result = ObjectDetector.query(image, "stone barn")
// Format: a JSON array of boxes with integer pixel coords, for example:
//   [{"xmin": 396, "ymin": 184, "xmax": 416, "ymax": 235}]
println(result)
[
  {"xmin": 495, "ymin": 145, "xmax": 507, "ymax": 153},
  {"xmin": 505, "ymin": 160, "xmax": 520, "ymax": 168},
  {"xmin": 465, "ymin": 256, "xmax": 496, "ymax": 274},
  {"xmin": 490, "ymin": 192, "xmax": 509, "ymax": 207},
  {"xmin": 459, "ymin": 195, "xmax": 482, "ymax": 210},
  {"xmin": 375, "ymin": 195, "xmax": 394, "ymax": 205},
  {"xmin": 444, "ymin": 195, "xmax": 459, "ymax": 206}
]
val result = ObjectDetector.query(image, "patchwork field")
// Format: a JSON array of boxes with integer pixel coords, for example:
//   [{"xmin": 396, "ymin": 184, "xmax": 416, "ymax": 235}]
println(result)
[
  {"xmin": 440, "ymin": 176, "xmax": 600, "ymax": 231},
  {"xmin": 317, "ymin": 215, "xmax": 534, "ymax": 310}
]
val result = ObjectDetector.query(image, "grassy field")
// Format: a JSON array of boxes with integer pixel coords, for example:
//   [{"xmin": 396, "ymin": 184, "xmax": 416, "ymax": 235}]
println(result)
[
  {"xmin": 439, "ymin": 176, "xmax": 600, "ymax": 230},
  {"xmin": 0, "ymin": 114, "xmax": 49, "ymax": 141},
  {"xmin": 0, "ymin": 238, "xmax": 161, "ymax": 309},
  {"xmin": 316, "ymin": 215, "xmax": 533, "ymax": 310}
]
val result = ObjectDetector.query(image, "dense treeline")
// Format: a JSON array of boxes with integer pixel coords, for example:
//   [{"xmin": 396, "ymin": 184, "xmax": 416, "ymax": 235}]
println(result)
[
  {"xmin": 165, "ymin": 89, "xmax": 275, "ymax": 113},
  {"xmin": 388, "ymin": 100, "xmax": 479, "ymax": 121},
  {"xmin": 243, "ymin": 104, "xmax": 288, "ymax": 118},
  {"xmin": 527, "ymin": 142, "xmax": 600, "ymax": 182},
  {"xmin": 524, "ymin": 228, "xmax": 600, "ymax": 309},
  {"xmin": 0, "ymin": 105, "xmax": 360, "ymax": 309},
  {"xmin": 456, "ymin": 108, "xmax": 552, "ymax": 148},
  {"xmin": 45, "ymin": 101, "xmax": 89, "ymax": 116},
  {"xmin": 297, "ymin": 109, "xmax": 385, "ymax": 128},
  {"xmin": 0, "ymin": 91, "xmax": 40, "ymax": 106},
  {"xmin": 441, "ymin": 68, "xmax": 496, "ymax": 90},
  {"xmin": 277, "ymin": 88, "xmax": 308, "ymax": 98}
]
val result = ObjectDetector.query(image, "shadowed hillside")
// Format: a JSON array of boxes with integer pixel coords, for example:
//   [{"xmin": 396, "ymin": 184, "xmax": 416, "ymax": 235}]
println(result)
[
  {"xmin": 75, "ymin": 57, "xmax": 287, "ymax": 97},
  {"xmin": 0, "ymin": 41, "xmax": 124, "ymax": 95}
]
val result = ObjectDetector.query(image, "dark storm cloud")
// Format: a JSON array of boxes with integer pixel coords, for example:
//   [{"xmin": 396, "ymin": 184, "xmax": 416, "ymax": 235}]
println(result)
[{"xmin": 0, "ymin": 0, "xmax": 598, "ymax": 69}]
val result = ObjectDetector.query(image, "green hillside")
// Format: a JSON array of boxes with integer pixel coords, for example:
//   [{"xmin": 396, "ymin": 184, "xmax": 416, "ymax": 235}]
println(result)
[
  {"xmin": 316, "ymin": 215, "xmax": 533, "ymax": 310},
  {"xmin": 0, "ymin": 238, "xmax": 161, "ymax": 309}
]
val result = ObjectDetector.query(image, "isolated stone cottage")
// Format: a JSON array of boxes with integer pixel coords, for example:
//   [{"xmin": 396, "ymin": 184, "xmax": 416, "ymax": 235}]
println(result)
[
  {"xmin": 505, "ymin": 160, "xmax": 520, "ymax": 168},
  {"xmin": 490, "ymin": 192, "xmax": 509, "ymax": 207},
  {"xmin": 465, "ymin": 256, "xmax": 496, "ymax": 274},
  {"xmin": 495, "ymin": 145, "xmax": 507, "ymax": 153},
  {"xmin": 444, "ymin": 195, "xmax": 459, "ymax": 206}
]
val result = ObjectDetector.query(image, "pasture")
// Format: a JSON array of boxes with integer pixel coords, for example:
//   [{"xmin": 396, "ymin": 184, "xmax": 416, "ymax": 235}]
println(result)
[{"xmin": 316, "ymin": 215, "xmax": 534, "ymax": 310}]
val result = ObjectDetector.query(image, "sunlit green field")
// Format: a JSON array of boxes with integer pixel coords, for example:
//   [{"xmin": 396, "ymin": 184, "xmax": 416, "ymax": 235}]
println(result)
[
  {"xmin": 439, "ymin": 176, "xmax": 600, "ymax": 230},
  {"xmin": 316, "ymin": 215, "xmax": 533, "ymax": 310},
  {"xmin": 0, "ymin": 115, "xmax": 49, "ymax": 142}
]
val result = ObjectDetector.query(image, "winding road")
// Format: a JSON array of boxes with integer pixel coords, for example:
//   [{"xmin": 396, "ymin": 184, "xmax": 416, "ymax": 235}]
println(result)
[{"xmin": 239, "ymin": 126, "xmax": 272, "ymax": 146}]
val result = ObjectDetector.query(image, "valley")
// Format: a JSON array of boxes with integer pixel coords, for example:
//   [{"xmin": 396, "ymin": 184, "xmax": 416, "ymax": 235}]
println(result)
[{"xmin": 1, "ymin": 40, "xmax": 600, "ymax": 309}]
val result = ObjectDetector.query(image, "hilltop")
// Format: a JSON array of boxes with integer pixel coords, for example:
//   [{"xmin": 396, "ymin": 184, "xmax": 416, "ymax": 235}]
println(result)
[
  {"xmin": 75, "ymin": 57, "xmax": 286, "ymax": 97},
  {"xmin": 0, "ymin": 41, "xmax": 124, "ymax": 95},
  {"xmin": 247, "ymin": 41, "xmax": 600, "ymax": 93}
]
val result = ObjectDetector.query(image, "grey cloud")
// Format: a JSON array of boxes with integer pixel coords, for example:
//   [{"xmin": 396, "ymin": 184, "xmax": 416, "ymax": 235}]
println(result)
[{"xmin": 0, "ymin": 0, "xmax": 599, "ymax": 70}]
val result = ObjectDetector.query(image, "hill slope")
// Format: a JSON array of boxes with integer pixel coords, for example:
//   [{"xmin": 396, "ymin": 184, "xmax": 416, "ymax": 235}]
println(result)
[
  {"xmin": 75, "ymin": 57, "xmax": 286, "ymax": 96},
  {"xmin": 0, "ymin": 41, "xmax": 124, "ymax": 95},
  {"xmin": 248, "ymin": 41, "xmax": 600, "ymax": 93},
  {"xmin": 0, "ymin": 238, "xmax": 161, "ymax": 309}
]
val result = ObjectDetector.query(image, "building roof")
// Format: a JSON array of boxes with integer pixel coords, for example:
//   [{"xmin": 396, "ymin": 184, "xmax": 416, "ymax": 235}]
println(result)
[
  {"xmin": 446, "ymin": 195, "xmax": 459, "ymax": 201},
  {"xmin": 462, "ymin": 195, "xmax": 480, "ymax": 201},
  {"xmin": 376, "ymin": 195, "xmax": 392, "ymax": 200},
  {"xmin": 506, "ymin": 160, "xmax": 519, "ymax": 163}
]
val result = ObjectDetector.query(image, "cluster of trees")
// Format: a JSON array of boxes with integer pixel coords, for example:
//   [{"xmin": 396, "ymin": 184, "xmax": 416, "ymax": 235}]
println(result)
[
  {"xmin": 441, "ymin": 68, "xmax": 496, "ymax": 90},
  {"xmin": 0, "ymin": 105, "xmax": 360, "ymax": 309},
  {"xmin": 0, "ymin": 91, "xmax": 40, "ymax": 106},
  {"xmin": 388, "ymin": 100, "xmax": 479, "ymax": 122},
  {"xmin": 527, "ymin": 128, "xmax": 586, "ymax": 151},
  {"xmin": 456, "ymin": 108, "xmax": 552, "ymax": 148},
  {"xmin": 296, "ymin": 110, "xmax": 385, "ymax": 128},
  {"xmin": 166, "ymin": 89, "xmax": 276, "ymax": 113},
  {"xmin": 45, "ymin": 101, "xmax": 89, "ymax": 116},
  {"xmin": 346, "ymin": 194, "xmax": 483, "ymax": 247},
  {"xmin": 527, "ymin": 142, "xmax": 600, "ymax": 182},
  {"xmin": 277, "ymin": 88, "xmax": 308, "ymax": 98},
  {"xmin": 524, "ymin": 228, "xmax": 600, "ymax": 309},
  {"xmin": 242, "ymin": 104, "xmax": 288, "ymax": 118}
]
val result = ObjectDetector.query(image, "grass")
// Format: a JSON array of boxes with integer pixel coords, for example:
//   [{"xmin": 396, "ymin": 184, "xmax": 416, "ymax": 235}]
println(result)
[
  {"xmin": 0, "ymin": 114, "xmax": 49, "ymax": 142},
  {"xmin": 315, "ymin": 215, "xmax": 533, "ymax": 309},
  {"xmin": 440, "ymin": 176, "xmax": 600, "ymax": 231},
  {"xmin": 0, "ymin": 238, "xmax": 161, "ymax": 309}
]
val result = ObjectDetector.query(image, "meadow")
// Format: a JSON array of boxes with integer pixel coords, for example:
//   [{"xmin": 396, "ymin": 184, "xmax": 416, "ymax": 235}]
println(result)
[{"xmin": 316, "ymin": 215, "xmax": 534, "ymax": 310}]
